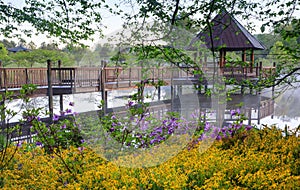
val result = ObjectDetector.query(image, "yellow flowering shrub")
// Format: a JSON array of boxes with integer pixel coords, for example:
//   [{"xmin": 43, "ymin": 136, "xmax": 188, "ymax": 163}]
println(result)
[{"xmin": 0, "ymin": 127, "xmax": 299, "ymax": 189}]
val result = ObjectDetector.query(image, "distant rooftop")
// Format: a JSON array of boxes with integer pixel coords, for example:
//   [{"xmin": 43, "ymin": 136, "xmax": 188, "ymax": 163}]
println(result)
[
  {"xmin": 190, "ymin": 10, "xmax": 265, "ymax": 51},
  {"xmin": 7, "ymin": 45, "xmax": 31, "ymax": 53}
]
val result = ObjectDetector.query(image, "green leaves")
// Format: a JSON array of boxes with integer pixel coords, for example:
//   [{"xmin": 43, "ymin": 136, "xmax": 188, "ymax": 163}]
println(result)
[{"xmin": 0, "ymin": 0, "xmax": 105, "ymax": 46}]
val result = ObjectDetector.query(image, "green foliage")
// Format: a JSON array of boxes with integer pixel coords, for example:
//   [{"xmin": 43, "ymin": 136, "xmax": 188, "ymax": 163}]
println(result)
[
  {"xmin": 7, "ymin": 49, "xmax": 74, "ymax": 67},
  {"xmin": 0, "ymin": 43, "xmax": 10, "ymax": 63},
  {"xmin": 0, "ymin": 1, "xmax": 106, "ymax": 46}
]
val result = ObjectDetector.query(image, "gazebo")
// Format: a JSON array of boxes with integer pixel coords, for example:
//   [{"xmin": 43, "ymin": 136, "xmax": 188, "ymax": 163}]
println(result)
[{"xmin": 190, "ymin": 10, "xmax": 265, "ymax": 78}]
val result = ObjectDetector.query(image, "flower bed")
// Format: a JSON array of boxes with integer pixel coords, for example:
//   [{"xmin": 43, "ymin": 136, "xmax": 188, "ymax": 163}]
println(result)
[{"xmin": 0, "ymin": 127, "xmax": 299, "ymax": 189}]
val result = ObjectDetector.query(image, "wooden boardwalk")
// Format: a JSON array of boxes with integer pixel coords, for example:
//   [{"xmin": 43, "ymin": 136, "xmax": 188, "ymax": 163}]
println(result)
[
  {"xmin": 0, "ymin": 63, "xmax": 275, "ymax": 96},
  {"xmin": 0, "ymin": 66, "xmax": 191, "ymax": 95}
]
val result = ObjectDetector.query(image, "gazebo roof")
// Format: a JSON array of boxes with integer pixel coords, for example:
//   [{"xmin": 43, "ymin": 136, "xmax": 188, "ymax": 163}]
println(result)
[
  {"xmin": 7, "ymin": 45, "xmax": 30, "ymax": 53},
  {"xmin": 190, "ymin": 10, "xmax": 265, "ymax": 51}
]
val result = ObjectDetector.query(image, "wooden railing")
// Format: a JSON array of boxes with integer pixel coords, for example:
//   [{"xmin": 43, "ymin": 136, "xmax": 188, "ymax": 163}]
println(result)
[
  {"xmin": 0, "ymin": 68, "xmax": 48, "ymax": 89},
  {"xmin": 0, "ymin": 64, "xmax": 277, "ymax": 91},
  {"xmin": 200, "ymin": 61, "xmax": 276, "ymax": 79},
  {"xmin": 0, "ymin": 66, "xmax": 191, "ymax": 90}
]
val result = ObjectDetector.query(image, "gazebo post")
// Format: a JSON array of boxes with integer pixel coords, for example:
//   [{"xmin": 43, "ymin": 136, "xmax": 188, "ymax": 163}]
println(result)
[
  {"xmin": 219, "ymin": 49, "xmax": 226, "ymax": 68},
  {"xmin": 250, "ymin": 49, "xmax": 254, "ymax": 73},
  {"xmin": 242, "ymin": 50, "xmax": 246, "ymax": 62}
]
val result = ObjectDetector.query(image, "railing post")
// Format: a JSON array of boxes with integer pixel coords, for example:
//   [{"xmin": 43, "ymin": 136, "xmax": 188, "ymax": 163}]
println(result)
[
  {"xmin": 129, "ymin": 67, "xmax": 132, "ymax": 87},
  {"xmin": 25, "ymin": 68, "xmax": 29, "ymax": 84},
  {"xmin": 171, "ymin": 67, "xmax": 174, "ymax": 111},
  {"xmin": 47, "ymin": 60, "xmax": 54, "ymax": 119},
  {"xmin": 73, "ymin": 68, "xmax": 76, "ymax": 92},
  {"xmin": 58, "ymin": 60, "xmax": 62, "ymax": 83},
  {"xmin": 0, "ymin": 60, "xmax": 4, "ymax": 132},
  {"xmin": 256, "ymin": 62, "xmax": 258, "ymax": 77},
  {"xmin": 259, "ymin": 62, "xmax": 262, "ymax": 78},
  {"xmin": 100, "ymin": 60, "xmax": 107, "ymax": 114},
  {"xmin": 58, "ymin": 60, "xmax": 63, "ymax": 113},
  {"xmin": 271, "ymin": 62, "xmax": 276, "ymax": 119},
  {"xmin": 0, "ymin": 60, "xmax": 2, "ymax": 89},
  {"xmin": 116, "ymin": 67, "xmax": 119, "ymax": 88},
  {"xmin": 3, "ymin": 69, "xmax": 7, "ymax": 91}
]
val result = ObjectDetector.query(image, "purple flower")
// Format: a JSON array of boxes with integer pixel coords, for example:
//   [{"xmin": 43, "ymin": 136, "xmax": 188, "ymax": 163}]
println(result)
[
  {"xmin": 221, "ymin": 127, "xmax": 227, "ymax": 133},
  {"xmin": 245, "ymin": 125, "xmax": 252, "ymax": 131},
  {"xmin": 155, "ymin": 127, "xmax": 162, "ymax": 134},
  {"xmin": 230, "ymin": 110, "xmax": 236, "ymax": 116},
  {"xmin": 140, "ymin": 122, "xmax": 149, "ymax": 131},
  {"xmin": 111, "ymin": 115, "xmax": 116, "ymax": 120},
  {"xmin": 66, "ymin": 109, "xmax": 72, "ymax": 114},
  {"xmin": 136, "ymin": 134, "xmax": 143, "ymax": 139},
  {"xmin": 80, "ymin": 139, "xmax": 85, "ymax": 143},
  {"xmin": 168, "ymin": 127, "xmax": 175, "ymax": 134},
  {"xmin": 222, "ymin": 132, "xmax": 228, "ymax": 138},
  {"xmin": 26, "ymin": 116, "xmax": 34, "ymax": 122},
  {"xmin": 216, "ymin": 135, "xmax": 222, "ymax": 140},
  {"xmin": 210, "ymin": 133, "xmax": 217, "ymax": 139},
  {"xmin": 36, "ymin": 141, "xmax": 42, "ymax": 146},
  {"xmin": 109, "ymin": 128, "xmax": 115, "ymax": 132},
  {"xmin": 16, "ymin": 142, "xmax": 22, "ymax": 147},
  {"xmin": 231, "ymin": 109, "xmax": 241, "ymax": 116},
  {"xmin": 61, "ymin": 124, "xmax": 67, "ymax": 129},
  {"xmin": 128, "ymin": 101, "xmax": 134, "ymax": 107},
  {"xmin": 213, "ymin": 127, "xmax": 220, "ymax": 134},
  {"xmin": 204, "ymin": 122, "xmax": 211, "ymax": 131},
  {"xmin": 233, "ymin": 124, "xmax": 242, "ymax": 130},
  {"xmin": 53, "ymin": 114, "xmax": 60, "ymax": 121},
  {"xmin": 69, "ymin": 102, "xmax": 75, "ymax": 106},
  {"xmin": 150, "ymin": 139, "xmax": 156, "ymax": 145},
  {"xmin": 60, "ymin": 111, "xmax": 65, "ymax": 116}
]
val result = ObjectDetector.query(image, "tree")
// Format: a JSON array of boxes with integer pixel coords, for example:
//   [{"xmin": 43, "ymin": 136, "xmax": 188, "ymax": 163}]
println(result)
[
  {"xmin": 28, "ymin": 41, "xmax": 37, "ymax": 50},
  {"xmin": 17, "ymin": 38, "xmax": 27, "ymax": 46},
  {"xmin": 0, "ymin": 1, "xmax": 106, "ymax": 46},
  {"xmin": 62, "ymin": 45, "xmax": 91, "ymax": 66},
  {"xmin": 7, "ymin": 49, "xmax": 74, "ymax": 68},
  {"xmin": 255, "ymin": 33, "xmax": 281, "ymax": 59},
  {"xmin": 40, "ymin": 42, "xmax": 59, "ymax": 50},
  {"xmin": 0, "ymin": 43, "xmax": 10, "ymax": 64},
  {"xmin": 0, "ymin": 39, "xmax": 16, "ymax": 49}
]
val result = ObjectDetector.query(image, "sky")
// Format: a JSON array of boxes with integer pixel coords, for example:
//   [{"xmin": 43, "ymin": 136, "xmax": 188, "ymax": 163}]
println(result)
[{"xmin": 1, "ymin": 0, "xmax": 300, "ymax": 49}]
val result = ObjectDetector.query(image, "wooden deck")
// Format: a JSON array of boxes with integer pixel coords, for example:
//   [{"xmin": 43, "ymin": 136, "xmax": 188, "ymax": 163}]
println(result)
[{"xmin": 0, "ymin": 64, "xmax": 276, "ymax": 96}]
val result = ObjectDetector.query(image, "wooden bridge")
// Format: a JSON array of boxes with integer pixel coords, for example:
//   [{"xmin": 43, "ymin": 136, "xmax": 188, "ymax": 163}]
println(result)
[
  {"xmin": 0, "ymin": 66, "xmax": 189, "ymax": 94},
  {"xmin": 0, "ymin": 62, "xmax": 275, "ymax": 96}
]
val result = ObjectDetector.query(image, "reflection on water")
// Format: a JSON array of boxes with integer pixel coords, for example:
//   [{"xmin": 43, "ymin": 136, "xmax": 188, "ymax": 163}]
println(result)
[
  {"xmin": 4, "ymin": 85, "xmax": 300, "ymax": 132},
  {"xmin": 258, "ymin": 86, "xmax": 300, "ymax": 131}
]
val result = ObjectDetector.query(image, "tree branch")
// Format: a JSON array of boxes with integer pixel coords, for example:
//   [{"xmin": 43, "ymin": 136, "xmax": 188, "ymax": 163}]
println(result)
[
  {"xmin": 171, "ymin": 0, "xmax": 180, "ymax": 26},
  {"xmin": 262, "ymin": 67, "xmax": 300, "ymax": 88}
]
